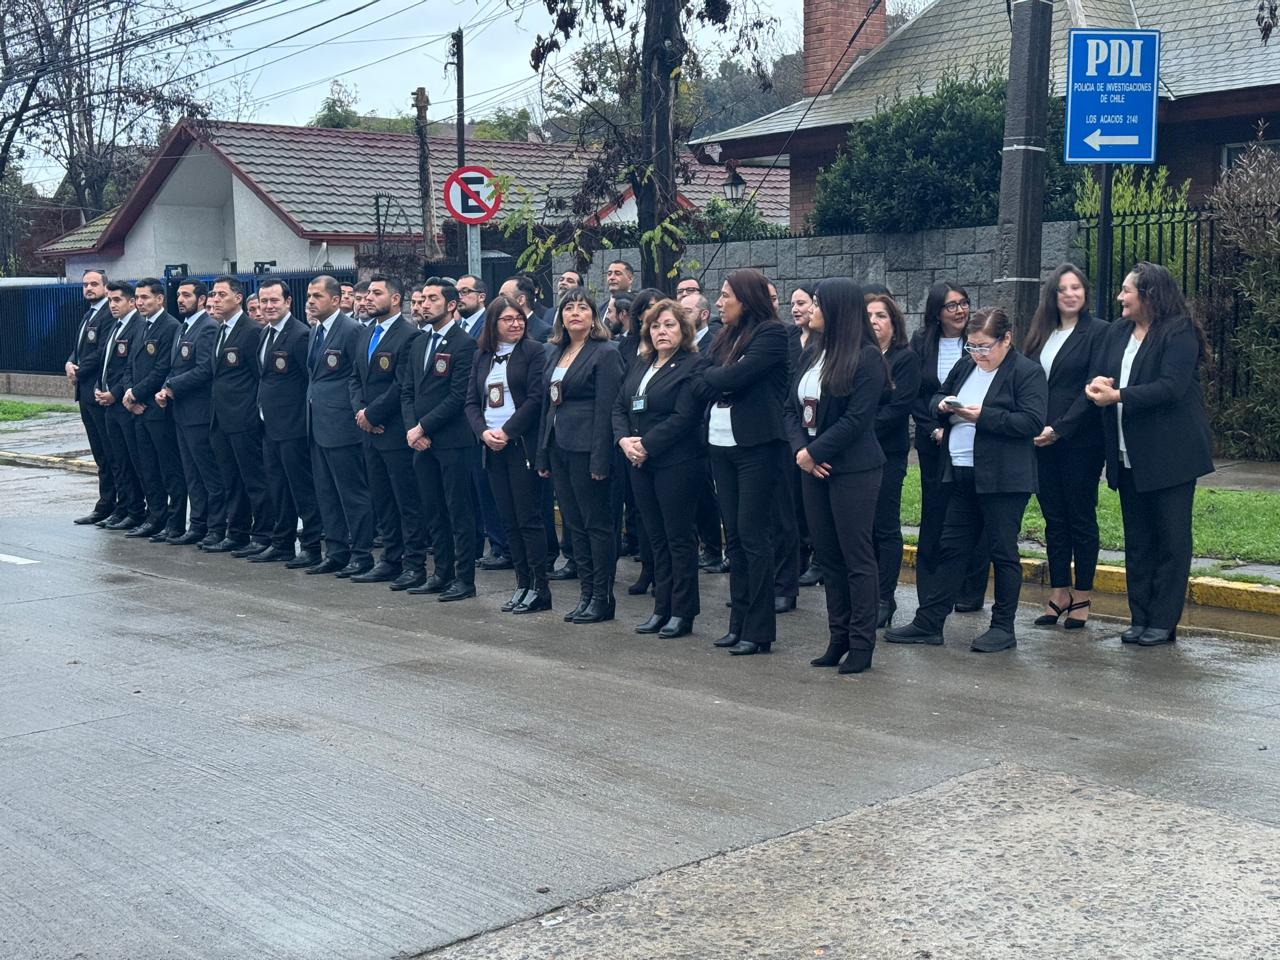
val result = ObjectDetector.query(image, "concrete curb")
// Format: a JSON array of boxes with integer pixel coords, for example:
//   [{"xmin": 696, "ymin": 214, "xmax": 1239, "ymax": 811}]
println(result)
[{"xmin": 0, "ymin": 450, "xmax": 98, "ymax": 475}]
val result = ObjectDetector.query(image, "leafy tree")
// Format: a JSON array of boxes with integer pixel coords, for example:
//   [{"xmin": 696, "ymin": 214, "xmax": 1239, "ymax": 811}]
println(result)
[
  {"xmin": 311, "ymin": 81, "xmax": 361, "ymax": 129},
  {"xmin": 686, "ymin": 51, "xmax": 802, "ymax": 140},
  {"xmin": 474, "ymin": 107, "xmax": 534, "ymax": 142}
]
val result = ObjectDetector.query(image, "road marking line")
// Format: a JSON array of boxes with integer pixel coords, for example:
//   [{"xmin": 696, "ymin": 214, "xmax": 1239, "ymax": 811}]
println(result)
[{"xmin": 0, "ymin": 553, "xmax": 39, "ymax": 565}]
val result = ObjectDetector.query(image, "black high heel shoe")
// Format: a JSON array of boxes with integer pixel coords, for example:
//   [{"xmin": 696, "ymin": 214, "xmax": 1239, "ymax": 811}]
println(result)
[
  {"xmin": 1034, "ymin": 593, "xmax": 1073, "ymax": 626},
  {"xmin": 627, "ymin": 567, "xmax": 654, "ymax": 596},
  {"xmin": 1064, "ymin": 598, "xmax": 1091, "ymax": 630},
  {"xmin": 875, "ymin": 599, "xmax": 897, "ymax": 629},
  {"xmin": 838, "ymin": 648, "xmax": 873, "ymax": 674},
  {"xmin": 810, "ymin": 640, "xmax": 849, "ymax": 667}
]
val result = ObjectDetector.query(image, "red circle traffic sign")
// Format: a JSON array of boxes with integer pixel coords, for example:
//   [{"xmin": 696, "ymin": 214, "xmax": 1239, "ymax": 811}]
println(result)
[{"xmin": 443, "ymin": 165, "xmax": 502, "ymax": 224}]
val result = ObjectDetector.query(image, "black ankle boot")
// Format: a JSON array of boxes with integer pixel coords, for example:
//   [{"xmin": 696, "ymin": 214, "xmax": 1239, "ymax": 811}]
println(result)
[
  {"xmin": 627, "ymin": 566, "xmax": 653, "ymax": 595},
  {"xmin": 573, "ymin": 592, "xmax": 615, "ymax": 624},
  {"xmin": 875, "ymin": 599, "xmax": 897, "ymax": 629},
  {"xmin": 564, "ymin": 595, "xmax": 591, "ymax": 622},
  {"xmin": 513, "ymin": 586, "xmax": 552, "ymax": 614},
  {"xmin": 810, "ymin": 640, "xmax": 850, "ymax": 667}
]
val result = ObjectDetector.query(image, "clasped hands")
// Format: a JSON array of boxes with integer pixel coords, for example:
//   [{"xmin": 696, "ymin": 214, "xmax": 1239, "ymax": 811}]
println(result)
[{"xmin": 1085, "ymin": 376, "xmax": 1120, "ymax": 407}]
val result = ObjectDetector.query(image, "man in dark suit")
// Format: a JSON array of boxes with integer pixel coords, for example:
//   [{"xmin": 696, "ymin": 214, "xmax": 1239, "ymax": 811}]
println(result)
[
  {"xmin": 456, "ymin": 275, "xmax": 488, "ymax": 338},
  {"xmin": 254, "ymin": 279, "xmax": 323, "ymax": 566},
  {"xmin": 121, "ymin": 278, "xmax": 185, "ymax": 541},
  {"xmin": 351, "ymin": 275, "xmax": 427, "ymax": 590},
  {"xmin": 205, "ymin": 275, "xmax": 273, "ymax": 554},
  {"xmin": 305, "ymin": 274, "xmax": 377, "ymax": 578},
  {"xmin": 399, "ymin": 277, "xmax": 479, "ymax": 601},
  {"xmin": 65, "ymin": 269, "xmax": 118, "ymax": 525},
  {"xmin": 93, "ymin": 281, "xmax": 147, "ymax": 530},
  {"xmin": 156, "ymin": 279, "xmax": 225, "ymax": 547}
]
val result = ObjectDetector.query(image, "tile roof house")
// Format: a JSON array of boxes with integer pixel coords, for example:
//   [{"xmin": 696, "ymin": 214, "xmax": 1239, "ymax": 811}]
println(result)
[
  {"xmin": 38, "ymin": 120, "xmax": 789, "ymax": 277},
  {"xmin": 694, "ymin": 0, "xmax": 1280, "ymax": 230}
]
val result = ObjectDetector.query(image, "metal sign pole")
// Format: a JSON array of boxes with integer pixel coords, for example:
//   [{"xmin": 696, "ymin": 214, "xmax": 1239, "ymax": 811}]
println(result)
[
  {"xmin": 467, "ymin": 223, "xmax": 481, "ymax": 278},
  {"xmin": 1096, "ymin": 162, "xmax": 1114, "ymax": 320}
]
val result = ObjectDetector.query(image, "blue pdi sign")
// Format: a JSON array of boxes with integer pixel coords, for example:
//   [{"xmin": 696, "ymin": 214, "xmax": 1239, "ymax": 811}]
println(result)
[{"xmin": 1064, "ymin": 29, "xmax": 1161, "ymax": 164}]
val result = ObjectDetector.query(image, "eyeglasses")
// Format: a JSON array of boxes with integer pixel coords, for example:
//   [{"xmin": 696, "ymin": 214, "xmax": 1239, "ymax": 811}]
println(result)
[
  {"xmin": 676, "ymin": 285, "xmax": 700, "ymax": 295},
  {"xmin": 456, "ymin": 287, "xmax": 476, "ymax": 295},
  {"xmin": 964, "ymin": 340, "xmax": 1003, "ymax": 355},
  {"xmin": 942, "ymin": 299, "xmax": 971, "ymax": 313}
]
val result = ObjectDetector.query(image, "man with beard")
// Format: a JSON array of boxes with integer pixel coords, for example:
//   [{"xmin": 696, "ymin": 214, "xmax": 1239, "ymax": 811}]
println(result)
[
  {"xmin": 94, "ymin": 281, "xmax": 146, "ymax": 530},
  {"xmin": 409, "ymin": 287, "xmax": 426, "ymax": 326},
  {"xmin": 456, "ymin": 275, "xmax": 488, "ymax": 338},
  {"xmin": 66, "ymin": 269, "xmax": 118, "ymax": 525}
]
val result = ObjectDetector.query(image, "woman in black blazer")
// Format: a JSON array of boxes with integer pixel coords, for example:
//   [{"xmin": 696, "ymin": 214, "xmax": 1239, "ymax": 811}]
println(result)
[
  {"xmin": 537, "ymin": 290, "xmax": 626, "ymax": 624},
  {"xmin": 465, "ymin": 296, "xmax": 550, "ymax": 614},
  {"xmin": 1085, "ymin": 262, "xmax": 1214, "ymax": 646},
  {"xmin": 867, "ymin": 292, "xmax": 921, "ymax": 628},
  {"xmin": 692, "ymin": 268, "xmax": 791, "ymax": 656},
  {"xmin": 1023, "ymin": 264, "xmax": 1108, "ymax": 630},
  {"xmin": 786, "ymin": 278, "xmax": 888, "ymax": 674},
  {"xmin": 886, "ymin": 308, "xmax": 1047, "ymax": 653},
  {"xmin": 612, "ymin": 299, "xmax": 707, "ymax": 639}
]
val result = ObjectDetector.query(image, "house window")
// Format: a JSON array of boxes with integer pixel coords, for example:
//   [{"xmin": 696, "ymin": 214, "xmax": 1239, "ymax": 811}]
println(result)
[{"xmin": 1222, "ymin": 139, "xmax": 1280, "ymax": 168}]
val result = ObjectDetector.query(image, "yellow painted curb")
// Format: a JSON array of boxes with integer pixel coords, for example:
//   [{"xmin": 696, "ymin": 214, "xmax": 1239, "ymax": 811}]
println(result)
[
  {"xmin": 1189, "ymin": 577, "xmax": 1280, "ymax": 617},
  {"xmin": 1091, "ymin": 565, "xmax": 1128, "ymax": 595},
  {"xmin": 0, "ymin": 450, "xmax": 97, "ymax": 475}
]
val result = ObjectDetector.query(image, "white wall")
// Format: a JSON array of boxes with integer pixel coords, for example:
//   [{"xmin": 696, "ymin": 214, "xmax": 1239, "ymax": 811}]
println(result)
[{"xmin": 231, "ymin": 176, "xmax": 310, "ymax": 270}]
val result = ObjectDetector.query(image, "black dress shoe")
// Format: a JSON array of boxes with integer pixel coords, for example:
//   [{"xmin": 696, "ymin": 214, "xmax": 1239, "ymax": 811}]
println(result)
[
  {"xmin": 798, "ymin": 563, "xmax": 824, "ymax": 587},
  {"xmin": 728, "ymin": 639, "xmax": 771, "ymax": 656},
  {"xmin": 838, "ymin": 648, "xmax": 874, "ymax": 674},
  {"xmin": 774, "ymin": 596, "xmax": 797, "ymax": 614},
  {"xmin": 169, "ymin": 530, "xmax": 206, "ymax": 546},
  {"xmin": 548, "ymin": 562, "xmax": 579, "ymax": 581},
  {"xmin": 953, "ymin": 600, "xmax": 985, "ymax": 613},
  {"xmin": 884, "ymin": 622, "xmax": 945, "ymax": 645},
  {"xmin": 198, "ymin": 533, "xmax": 223, "ymax": 549},
  {"xmin": 285, "ymin": 550, "xmax": 321, "ymax": 569},
  {"xmin": 408, "ymin": 573, "xmax": 448, "ymax": 595},
  {"xmin": 713, "ymin": 632, "xmax": 739, "ymax": 648},
  {"xmin": 336, "ymin": 558, "xmax": 374, "ymax": 579},
  {"xmin": 1136, "ymin": 627, "xmax": 1176, "ymax": 646},
  {"xmin": 389, "ymin": 569, "xmax": 427, "ymax": 591},
  {"xmin": 351, "ymin": 561, "xmax": 401, "ymax": 583},
  {"xmin": 105, "ymin": 515, "xmax": 141, "ymax": 530},
  {"xmin": 305, "ymin": 556, "xmax": 348, "ymax": 575},
  {"xmin": 439, "ymin": 580, "xmax": 477, "ymax": 602},
  {"xmin": 810, "ymin": 640, "xmax": 850, "ymax": 667},
  {"xmin": 572, "ymin": 594, "xmax": 615, "ymax": 623},
  {"xmin": 971, "ymin": 627, "xmax": 1017, "ymax": 653},
  {"xmin": 202, "ymin": 538, "xmax": 247, "ymax": 554},
  {"xmin": 707, "ymin": 558, "xmax": 730, "ymax": 574},
  {"xmin": 563, "ymin": 596, "xmax": 591, "ymax": 621},
  {"xmin": 875, "ymin": 600, "xmax": 897, "ymax": 629},
  {"xmin": 658, "ymin": 616, "xmax": 693, "ymax": 639},
  {"xmin": 97, "ymin": 512, "xmax": 128, "ymax": 527},
  {"xmin": 231, "ymin": 541, "xmax": 269, "ymax": 558},
  {"xmin": 697, "ymin": 550, "xmax": 722, "ymax": 570},
  {"xmin": 1119, "ymin": 624, "xmax": 1148, "ymax": 643},
  {"xmin": 502, "ymin": 588, "xmax": 532, "ymax": 612},
  {"xmin": 125, "ymin": 521, "xmax": 160, "ymax": 538},
  {"xmin": 479, "ymin": 552, "xmax": 514, "ymax": 571},
  {"xmin": 513, "ymin": 587, "xmax": 552, "ymax": 614},
  {"xmin": 249, "ymin": 546, "xmax": 295, "ymax": 563},
  {"xmin": 149, "ymin": 530, "xmax": 171, "ymax": 543},
  {"xmin": 634, "ymin": 614, "xmax": 666, "ymax": 634},
  {"xmin": 74, "ymin": 512, "xmax": 110, "ymax": 525},
  {"xmin": 628, "ymin": 568, "xmax": 654, "ymax": 595}
]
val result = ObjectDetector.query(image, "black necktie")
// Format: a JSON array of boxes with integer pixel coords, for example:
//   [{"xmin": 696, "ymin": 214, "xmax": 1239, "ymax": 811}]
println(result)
[{"xmin": 263, "ymin": 326, "xmax": 278, "ymax": 364}]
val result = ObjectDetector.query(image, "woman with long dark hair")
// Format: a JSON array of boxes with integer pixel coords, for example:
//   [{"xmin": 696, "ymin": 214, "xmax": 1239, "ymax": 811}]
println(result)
[
  {"xmin": 786, "ymin": 278, "xmax": 888, "ymax": 673},
  {"xmin": 1023, "ymin": 264, "xmax": 1108, "ymax": 630},
  {"xmin": 866, "ymin": 292, "xmax": 921, "ymax": 628},
  {"xmin": 790, "ymin": 284, "xmax": 816, "ymax": 349},
  {"xmin": 536, "ymin": 290, "xmax": 625, "ymax": 624},
  {"xmin": 1085, "ymin": 262, "xmax": 1214, "ymax": 646},
  {"xmin": 887, "ymin": 308, "xmax": 1047, "ymax": 653},
  {"xmin": 693, "ymin": 268, "xmax": 790, "ymax": 656},
  {"xmin": 614, "ymin": 288, "xmax": 663, "ymax": 595},
  {"xmin": 465, "ymin": 296, "xmax": 550, "ymax": 613},
  {"xmin": 613, "ymin": 299, "xmax": 707, "ymax": 639}
]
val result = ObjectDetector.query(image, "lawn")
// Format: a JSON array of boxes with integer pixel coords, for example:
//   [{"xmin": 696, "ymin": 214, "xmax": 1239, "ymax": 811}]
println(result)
[
  {"xmin": 0, "ymin": 400, "xmax": 77, "ymax": 422},
  {"xmin": 897, "ymin": 466, "xmax": 1280, "ymax": 566}
]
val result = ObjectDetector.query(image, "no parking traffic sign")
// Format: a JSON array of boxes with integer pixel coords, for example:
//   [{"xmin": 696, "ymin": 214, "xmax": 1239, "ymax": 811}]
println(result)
[{"xmin": 443, "ymin": 165, "xmax": 503, "ymax": 224}]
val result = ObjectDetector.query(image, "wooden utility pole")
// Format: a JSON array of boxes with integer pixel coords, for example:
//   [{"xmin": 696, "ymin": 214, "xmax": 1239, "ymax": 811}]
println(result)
[
  {"xmin": 412, "ymin": 86, "xmax": 444, "ymax": 261},
  {"xmin": 636, "ymin": 0, "xmax": 686, "ymax": 289}
]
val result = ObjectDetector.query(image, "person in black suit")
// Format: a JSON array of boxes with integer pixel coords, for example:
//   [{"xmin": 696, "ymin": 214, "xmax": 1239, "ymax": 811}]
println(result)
[
  {"xmin": 304, "ymin": 275, "xmax": 377, "ymax": 578},
  {"xmin": 692, "ymin": 268, "xmax": 791, "ymax": 656},
  {"xmin": 65, "ymin": 269, "xmax": 118, "ymax": 525},
  {"xmin": 771, "ymin": 318, "xmax": 804, "ymax": 613},
  {"xmin": 120, "ymin": 278, "xmax": 185, "ymax": 541},
  {"xmin": 466, "ymin": 296, "xmax": 551, "ymax": 613},
  {"xmin": 785, "ymin": 278, "xmax": 889, "ymax": 673},
  {"xmin": 253, "ymin": 279, "xmax": 323, "ymax": 566},
  {"xmin": 887, "ymin": 308, "xmax": 1047, "ymax": 653},
  {"xmin": 156, "ymin": 280, "xmax": 226, "ymax": 548},
  {"xmin": 866, "ymin": 292, "xmax": 921, "ymax": 629},
  {"xmin": 536, "ymin": 289, "xmax": 625, "ymax": 624},
  {"xmin": 93, "ymin": 281, "xmax": 147, "ymax": 530},
  {"xmin": 351, "ymin": 275, "xmax": 427, "ymax": 590},
  {"xmin": 680, "ymin": 291, "xmax": 724, "ymax": 570},
  {"xmin": 910, "ymin": 281, "xmax": 991, "ymax": 610},
  {"xmin": 1085, "ymin": 262, "xmax": 1214, "ymax": 646},
  {"xmin": 204, "ymin": 276, "xmax": 273, "ymax": 555},
  {"xmin": 613, "ymin": 298, "xmax": 707, "ymax": 639},
  {"xmin": 1024, "ymin": 264, "xmax": 1109, "ymax": 630},
  {"xmin": 399, "ymin": 277, "xmax": 480, "ymax": 602},
  {"xmin": 788, "ymin": 284, "xmax": 819, "ymax": 588}
]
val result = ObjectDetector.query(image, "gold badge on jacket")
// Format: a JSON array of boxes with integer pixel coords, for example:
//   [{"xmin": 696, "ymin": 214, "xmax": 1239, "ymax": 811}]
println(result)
[
  {"xmin": 324, "ymin": 348, "xmax": 341, "ymax": 370},
  {"xmin": 225, "ymin": 348, "xmax": 239, "ymax": 366},
  {"xmin": 375, "ymin": 351, "xmax": 392, "ymax": 372},
  {"xmin": 273, "ymin": 351, "xmax": 288, "ymax": 373},
  {"xmin": 433, "ymin": 353, "xmax": 451, "ymax": 376},
  {"xmin": 179, "ymin": 343, "xmax": 191, "ymax": 360},
  {"xmin": 115, "ymin": 340, "xmax": 129, "ymax": 357},
  {"xmin": 87, "ymin": 329, "xmax": 97, "ymax": 343},
  {"xmin": 145, "ymin": 341, "xmax": 157, "ymax": 356}
]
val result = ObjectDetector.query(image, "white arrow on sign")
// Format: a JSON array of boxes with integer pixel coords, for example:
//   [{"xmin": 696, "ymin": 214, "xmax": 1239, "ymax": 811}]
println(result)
[{"xmin": 1084, "ymin": 129, "xmax": 1140, "ymax": 151}]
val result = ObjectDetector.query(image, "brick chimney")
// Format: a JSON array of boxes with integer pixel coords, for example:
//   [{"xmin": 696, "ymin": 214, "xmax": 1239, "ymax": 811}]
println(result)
[{"xmin": 804, "ymin": 0, "xmax": 888, "ymax": 96}]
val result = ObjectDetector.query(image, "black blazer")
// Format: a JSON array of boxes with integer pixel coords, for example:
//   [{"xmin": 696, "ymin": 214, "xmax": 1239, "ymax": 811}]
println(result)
[
  {"xmin": 933, "ymin": 349, "xmax": 1047, "ymax": 494},
  {"xmin": 398, "ymin": 320, "xmax": 477, "ymax": 450},
  {"xmin": 256, "ymin": 315, "xmax": 311, "ymax": 442},
  {"xmin": 351, "ymin": 316, "xmax": 422, "ymax": 451},
  {"xmin": 876, "ymin": 344, "xmax": 922, "ymax": 456},
  {"xmin": 611, "ymin": 349, "xmax": 708, "ymax": 469},
  {"xmin": 909, "ymin": 325, "xmax": 968, "ymax": 441},
  {"xmin": 306, "ymin": 312, "xmax": 365, "ymax": 449},
  {"xmin": 69, "ymin": 301, "xmax": 110, "ymax": 404},
  {"xmin": 126, "ymin": 311, "xmax": 180, "ymax": 422},
  {"xmin": 165, "ymin": 313, "xmax": 218, "ymax": 427},
  {"xmin": 536, "ymin": 337, "xmax": 625, "ymax": 476},
  {"xmin": 1025, "ymin": 311, "xmax": 1107, "ymax": 447},
  {"xmin": 1093, "ymin": 318, "xmax": 1214, "ymax": 492},
  {"xmin": 465, "ymin": 336, "xmax": 547, "ymax": 445},
  {"xmin": 785, "ymin": 342, "xmax": 887, "ymax": 474},
  {"xmin": 691, "ymin": 320, "xmax": 790, "ymax": 447},
  {"xmin": 210, "ymin": 313, "xmax": 263, "ymax": 435},
  {"xmin": 101, "ymin": 311, "xmax": 143, "ymax": 417}
]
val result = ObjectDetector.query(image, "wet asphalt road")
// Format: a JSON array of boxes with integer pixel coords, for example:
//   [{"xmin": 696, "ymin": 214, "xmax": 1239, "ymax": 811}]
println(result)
[{"xmin": 1, "ymin": 465, "xmax": 1278, "ymax": 959}]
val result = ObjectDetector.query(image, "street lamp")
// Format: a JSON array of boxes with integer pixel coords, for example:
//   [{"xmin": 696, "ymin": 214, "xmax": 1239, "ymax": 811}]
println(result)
[{"xmin": 722, "ymin": 166, "xmax": 747, "ymax": 204}]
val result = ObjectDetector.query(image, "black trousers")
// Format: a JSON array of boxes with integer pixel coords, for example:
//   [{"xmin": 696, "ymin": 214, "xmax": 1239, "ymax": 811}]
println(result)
[
  {"xmin": 773, "ymin": 458, "xmax": 801, "ymax": 598},
  {"xmin": 103, "ymin": 408, "xmax": 145, "ymax": 520},
  {"xmin": 694, "ymin": 460, "xmax": 723, "ymax": 558},
  {"xmin": 78, "ymin": 398, "xmax": 117, "ymax": 514},
  {"xmin": 1118, "ymin": 469, "xmax": 1196, "ymax": 629},
  {"xmin": 611, "ymin": 448, "xmax": 652, "ymax": 568},
  {"xmin": 803, "ymin": 465, "xmax": 882, "ymax": 653},
  {"xmin": 542, "ymin": 478, "xmax": 569, "ymax": 562},
  {"xmin": 414, "ymin": 444, "xmax": 477, "ymax": 585},
  {"xmin": 366, "ymin": 442, "xmax": 427, "ymax": 570},
  {"xmin": 710, "ymin": 440, "xmax": 784, "ymax": 646},
  {"xmin": 313, "ymin": 442, "xmax": 375, "ymax": 564},
  {"xmin": 175, "ymin": 420, "xmax": 225, "ymax": 538},
  {"xmin": 915, "ymin": 468, "xmax": 1029, "ymax": 634},
  {"xmin": 791, "ymin": 464, "xmax": 811, "ymax": 560},
  {"xmin": 471, "ymin": 457, "xmax": 509, "ymax": 556},
  {"xmin": 211, "ymin": 421, "xmax": 271, "ymax": 544},
  {"xmin": 550, "ymin": 445, "xmax": 616, "ymax": 599},
  {"xmin": 485, "ymin": 440, "xmax": 547, "ymax": 590},
  {"xmin": 874, "ymin": 450, "xmax": 909, "ymax": 604},
  {"xmin": 1036, "ymin": 443, "xmax": 1105, "ymax": 591},
  {"xmin": 915, "ymin": 433, "xmax": 991, "ymax": 605},
  {"xmin": 630, "ymin": 457, "xmax": 703, "ymax": 620},
  {"xmin": 129, "ymin": 414, "xmax": 167, "ymax": 525},
  {"xmin": 140, "ymin": 416, "xmax": 187, "ymax": 532},
  {"xmin": 264, "ymin": 435, "xmax": 323, "ymax": 553}
]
